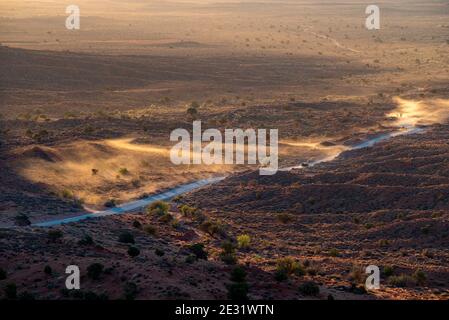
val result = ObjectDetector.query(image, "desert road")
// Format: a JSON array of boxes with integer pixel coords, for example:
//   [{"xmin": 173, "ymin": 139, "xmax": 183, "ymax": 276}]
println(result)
[
  {"xmin": 30, "ymin": 126, "xmax": 424, "ymax": 228},
  {"xmin": 33, "ymin": 177, "xmax": 225, "ymax": 227}
]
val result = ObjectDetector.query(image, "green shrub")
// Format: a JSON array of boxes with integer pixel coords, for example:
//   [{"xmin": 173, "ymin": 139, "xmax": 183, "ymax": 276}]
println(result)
[
  {"xmin": 0, "ymin": 268, "xmax": 7, "ymax": 280},
  {"xmin": 220, "ymin": 241, "xmax": 237, "ymax": 265},
  {"xmin": 147, "ymin": 201, "xmax": 169, "ymax": 216},
  {"xmin": 276, "ymin": 257, "xmax": 300, "ymax": 275},
  {"xmin": 188, "ymin": 243, "xmax": 208, "ymax": 260},
  {"xmin": 276, "ymin": 213, "xmax": 294, "ymax": 224},
  {"xmin": 298, "ymin": 281, "xmax": 320, "ymax": 296},
  {"xmin": 383, "ymin": 265, "xmax": 394, "ymax": 277},
  {"xmin": 388, "ymin": 274, "xmax": 416, "ymax": 287},
  {"xmin": 143, "ymin": 225, "xmax": 157, "ymax": 236},
  {"xmin": 413, "ymin": 270, "xmax": 427, "ymax": 286},
  {"xmin": 329, "ymin": 248, "xmax": 340, "ymax": 257},
  {"xmin": 44, "ymin": 265, "xmax": 52, "ymax": 275},
  {"xmin": 118, "ymin": 231, "xmax": 135, "ymax": 244},
  {"xmin": 123, "ymin": 282, "xmax": 138, "ymax": 300},
  {"xmin": 160, "ymin": 213, "xmax": 173, "ymax": 223},
  {"xmin": 179, "ymin": 204, "xmax": 196, "ymax": 217},
  {"xmin": 48, "ymin": 229, "xmax": 63, "ymax": 242},
  {"xmin": 127, "ymin": 246, "xmax": 140, "ymax": 258},
  {"xmin": 200, "ymin": 220, "xmax": 226, "ymax": 237},
  {"xmin": 132, "ymin": 220, "xmax": 142, "ymax": 229},
  {"xmin": 227, "ymin": 282, "xmax": 248, "ymax": 301},
  {"xmin": 230, "ymin": 266, "xmax": 247, "ymax": 283},
  {"xmin": 4, "ymin": 283, "xmax": 17, "ymax": 300},
  {"xmin": 14, "ymin": 214, "xmax": 31, "ymax": 226},
  {"xmin": 118, "ymin": 167, "xmax": 130, "ymax": 175},
  {"xmin": 87, "ymin": 263, "xmax": 104, "ymax": 280},
  {"xmin": 237, "ymin": 234, "xmax": 251, "ymax": 249},
  {"xmin": 78, "ymin": 234, "xmax": 94, "ymax": 246},
  {"xmin": 104, "ymin": 199, "xmax": 117, "ymax": 208},
  {"xmin": 274, "ymin": 270, "xmax": 288, "ymax": 282}
]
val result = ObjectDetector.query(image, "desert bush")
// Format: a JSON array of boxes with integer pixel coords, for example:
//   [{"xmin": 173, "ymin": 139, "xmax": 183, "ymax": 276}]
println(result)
[
  {"xmin": 4, "ymin": 283, "xmax": 17, "ymax": 300},
  {"xmin": 123, "ymin": 282, "xmax": 138, "ymax": 300},
  {"xmin": 276, "ymin": 257, "xmax": 300, "ymax": 275},
  {"xmin": 422, "ymin": 249, "xmax": 434, "ymax": 259},
  {"xmin": 383, "ymin": 265, "xmax": 394, "ymax": 277},
  {"xmin": 298, "ymin": 281, "xmax": 320, "ymax": 296},
  {"xmin": 160, "ymin": 213, "xmax": 174, "ymax": 223},
  {"xmin": 132, "ymin": 220, "xmax": 142, "ymax": 229},
  {"xmin": 329, "ymin": 248, "xmax": 340, "ymax": 257},
  {"xmin": 127, "ymin": 246, "xmax": 140, "ymax": 258},
  {"xmin": 78, "ymin": 234, "xmax": 94, "ymax": 246},
  {"xmin": 44, "ymin": 265, "xmax": 52, "ymax": 275},
  {"xmin": 413, "ymin": 270, "xmax": 427, "ymax": 286},
  {"xmin": 118, "ymin": 231, "xmax": 135, "ymax": 244},
  {"xmin": 188, "ymin": 243, "xmax": 208, "ymax": 260},
  {"xmin": 155, "ymin": 249, "xmax": 165, "ymax": 256},
  {"xmin": 227, "ymin": 282, "xmax": 248, "ymax": 301},
  {"xmin": 87, "ymin": 263, "xmax": 104, "ymax": 280},
  {"xmin": 14, "ymin": 214, "xmax": 31, "ymax": 226},
  {"xmin": 61, "ymin": 189, "xmax": 73, "ymax": 199},
  {"xmin": 220, "ymin": 241, "xmax": 237, "ymax": 265},
  {"xmin": 349, "ymin": 266, "xmax": 364, "ymax": 285},
  {"xmin": 171, "ymin": 219, "xmax": 180, "ymax": 229},
  {"xmin": 230, "ymin": 266, "xmax": 247, "ymax": 283},
  {"xmin": 48, "ymin": 229, "xmax": 63, "ymax": 242},
  {"xmin": 388, "ymin": 274, "xmax": 416, "ymax": 287},
  {"xmin": 0, "ymin": 268, "xmax": 6, "ymax": 280},
  {"xmin": 147, "ymin": 201, "xmax": 169, "ymax": 216},
  {"xmin": 365, "ymin": 223, "xmax": 374, "ymax": 229},
  {"xmin": 179, "ymin": 204, "xmax": 197, "ymax": 217},
  {"xmin": 200, "ymin": 220, "xmax": 226, "ymax": 237},
  {"xmin": 143, "ymin": 225, "xmax": 157, "ymax": 236},
  {"xmin": 276, "ymin": 213, "xmax": 294, "ymax": 224},
  {"xmin": 274, "ymin": 270, "xmax": 288, "ymax": 282},
  {"xmin": 118, "ymin": 167, "xmax": 130, "ymax": 175},
  {"xmin": 91, "ymin": 168, "xmax": 99, "ymax": 175},
  {"xmin": 104, "ymin": 199, "xmax": 117, "ymax": 208},
  {"xmin": 237, "ymin": 234, "xmax": 251, "ymax": 249}
]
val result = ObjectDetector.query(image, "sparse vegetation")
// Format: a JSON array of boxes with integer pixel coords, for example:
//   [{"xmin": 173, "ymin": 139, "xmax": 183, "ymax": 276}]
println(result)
[
  {"xmin": 237, "ymin": 234, "xmax": 251, "ymax": 249},
  {"xmin": 78, "ymin": 234, "xmax": 94, "ymax": 246},
  {"xmin": 127, "ymin": 246, "xmax": 140, "ymax": 258},
  {"xmin": 298, "ymin": 281, "xmax": 320, "ymax": 296},
  {"xmin": 123, "ymin": 282, "xmax": 138, "ymax": 300},
  {"xmin": 4, "ymin": 283, "xmax": 17, "ymax": 300},
  {"xmin": 188, "ymin": 243, "xmax": 208, "ymax": 260},
  {"xmin": 143, "ymin": 225, "xmax": 157, "ymax": 236},
  {"xmin": 48, "ymin": 229, "xmax": 63, "ymax": 242},
  {"xmin": 118, "ymin": 231, "xmax": 135, "ymax": 244},
  {"xmin": 118, "ymin": 167, "xmax": 130, "ymax": 176},
  {"xmin": 14, "ymin": 214, "xmax": 31, "ymax": 226},
  {"xmin": 276, "ymin": 213, "xmax": 294, "ymax": 223},
  {"xmin": 220, "ymin": 240, "xmax": 237, "ymax": 265},
  {"xmin": 0, "ymin": 268, "xmax": 7, "ymax": 280},
  {"xmin": 44, "ymin": 265, "xmax": 52, "ymax": 275},
  {"xmin": 147, "ymin": 201, "xmax": 169, "ymax": 216},
  {"xmin": 87, "ymin": 263, "xmax": 104, "ymax": 280}
]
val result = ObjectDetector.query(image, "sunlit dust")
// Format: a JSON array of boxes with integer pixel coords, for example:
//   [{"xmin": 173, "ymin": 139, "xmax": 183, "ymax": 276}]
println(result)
[{"xmin": 387, "ymin": 97, "xmax": 449, "ymax": 128}]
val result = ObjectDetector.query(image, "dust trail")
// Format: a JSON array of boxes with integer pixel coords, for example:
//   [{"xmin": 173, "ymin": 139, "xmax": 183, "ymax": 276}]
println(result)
[
  {"xmin": 304, "ymin": 26, "xmax": 361, "ymax": 54},
  {"xmin": 104, "ymin": 138, "xmax": 169, "ymax": 155},
  {"xmin": 387, "ymin": 98, "xmax": 449, "ymax": 128}
]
